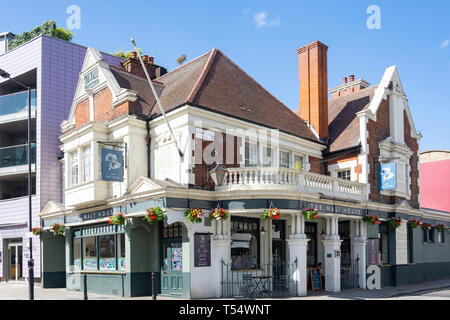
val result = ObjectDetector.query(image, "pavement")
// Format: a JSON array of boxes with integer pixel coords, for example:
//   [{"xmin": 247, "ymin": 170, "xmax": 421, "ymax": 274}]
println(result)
[{"xmin": 1, "ymin": 278, "xmax": 450, "ymax": 300}]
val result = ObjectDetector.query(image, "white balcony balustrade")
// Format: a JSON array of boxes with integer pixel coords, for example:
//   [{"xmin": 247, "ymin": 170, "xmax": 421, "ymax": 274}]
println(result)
[{"xmin": 216, "ymin": 167, "xmax": 368, "ymax": 201}]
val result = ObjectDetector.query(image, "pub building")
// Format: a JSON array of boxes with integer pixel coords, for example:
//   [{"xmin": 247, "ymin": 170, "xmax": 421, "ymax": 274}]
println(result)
[{"xmin": 39, "ymin": 43, "xmax": 450, "ymax": 298}]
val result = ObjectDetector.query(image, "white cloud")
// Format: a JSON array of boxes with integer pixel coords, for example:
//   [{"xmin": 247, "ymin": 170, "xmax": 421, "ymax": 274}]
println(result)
[
  {"xmin": 253, "ymin": 12, "xmax": 281, "ymax": 28},
  {"xmin": 440, "ymin": 39, "xmax": 449, "ymax": 49}
]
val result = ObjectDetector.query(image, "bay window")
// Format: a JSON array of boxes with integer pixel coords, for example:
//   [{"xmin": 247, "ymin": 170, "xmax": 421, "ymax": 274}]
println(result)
[
  {"xmin": 70, "ymin": 151, "xmax": 79, "ymax": 186},
  {"xmin": 82, "ymin": 145, "xmax": 92, "ymax": 182}
]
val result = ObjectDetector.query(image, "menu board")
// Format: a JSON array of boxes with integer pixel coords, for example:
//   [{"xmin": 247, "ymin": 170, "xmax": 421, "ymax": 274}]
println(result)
[
  {"xmin": 309, "ymin": 268, "xmax": 323, "ymax": 292},
  {"xmin": 368, "ymin": 238, "xmax": 379, "ymax": 265},
  {"xmin": 194, "ymin": 233, "xmax": 211, "ymax": 267}
]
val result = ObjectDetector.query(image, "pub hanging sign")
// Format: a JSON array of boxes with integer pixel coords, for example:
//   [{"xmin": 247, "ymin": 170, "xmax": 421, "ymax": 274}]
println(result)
[
  {"xmin": 101, "ymin": 148, "xmax": 124, "ymax": 182},
  {"xmin": 378, "ymin": 162, "xmax": 397, "ymax": 191}
]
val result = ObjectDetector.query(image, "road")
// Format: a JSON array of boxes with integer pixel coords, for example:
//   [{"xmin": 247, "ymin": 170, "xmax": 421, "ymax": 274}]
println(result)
[{"xmin": 389, "ymin": 288, "xmax": 450, "ymax": 300}]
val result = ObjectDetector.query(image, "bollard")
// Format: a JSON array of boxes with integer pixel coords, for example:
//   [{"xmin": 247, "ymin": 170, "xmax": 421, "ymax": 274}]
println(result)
[
  {"xmin": 152, "ymin": 272, "xmax": 156, "ymax": 300},
  {"xmin": 83, "ymin": 273, "xmax": 88, "ymax": 300}
]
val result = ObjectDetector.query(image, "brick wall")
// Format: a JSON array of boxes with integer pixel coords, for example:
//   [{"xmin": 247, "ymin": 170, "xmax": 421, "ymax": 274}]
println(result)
[
  {"xmin": 309, "ymin": 156, "xmax": 324, "ymax": 174},
  {"xmin": 365, "ymin": 99, "xmax": 420, "ymax": 208},
  {"xmin": 367, "ymin": 98, "xmax": 392, "ymax": 204},
  {"xmin": 74, "ymin": 87, "xmax": 132, "ymax": 127},
  {"xmin": 75, "ymin": 98, "xmax": 89, "ymax": 127},
  {"xmin": 404, "ymin": 111, "xmax": 420, "ymax": 208},
  {"xmin": 192, "ymin": 130, "xmax": 240, "ymax": 190}
]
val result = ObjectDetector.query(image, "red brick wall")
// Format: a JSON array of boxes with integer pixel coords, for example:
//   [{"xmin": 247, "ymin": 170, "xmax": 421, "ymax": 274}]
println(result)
[
  {"xmin": 367, "ymin": 98, "xmax": 393, "ymax": 204},
  {"xmin": 192, "ymin": 130, "xmax": 241, "ymax": 190},
  {"xmin": 365, "ymin": 99, "xmax": 420, "ymax": 208},
  {"xmin": 75, "ymin": 98, "xmax": 90, "ymax": 127},
  {"xmin": 74, "ymin": 87, "xmax": 132, "ymax": 127},
  {"xmin": 309, "ymin": 156, "xmax": 324, "ymax": 174}
]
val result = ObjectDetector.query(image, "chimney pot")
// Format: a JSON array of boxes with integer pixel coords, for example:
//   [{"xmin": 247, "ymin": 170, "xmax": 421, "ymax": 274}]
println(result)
[
  {"xmin": 143, "ymin": 55, "xmax": 149, "ymax": 63},
  {"xmin": 343, "ymin": 77, "xmax": 348, "ymax": 84},
  {"xmin": 148, "ymin": 57, "xmax": 154, "ymax": 64},
  {"xmin": 349, "ymin": 75, "xmax": 355, "ymax": 82},
  {"xmin": 131, "ymin": 51, "xmax": 137, "ymax": 60}
]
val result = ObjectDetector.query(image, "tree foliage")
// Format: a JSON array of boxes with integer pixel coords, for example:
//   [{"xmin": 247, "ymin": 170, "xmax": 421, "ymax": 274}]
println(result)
[{"xmin": 8, "ymin": 21, "xmax": 74, "ymax": 51}]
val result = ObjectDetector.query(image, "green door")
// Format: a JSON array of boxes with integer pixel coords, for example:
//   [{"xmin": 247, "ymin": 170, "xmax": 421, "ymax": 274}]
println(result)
[{"xmin": 161, "ymin": 241, "xmax": 183, "ymax": 296}]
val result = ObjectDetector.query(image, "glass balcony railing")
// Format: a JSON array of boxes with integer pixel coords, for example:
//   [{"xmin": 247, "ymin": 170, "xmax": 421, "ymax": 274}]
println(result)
[
  {"xmin": 0, "ymin": 144, "xmax": 36, "ymax": 169},
  {"xmin": 0, "ymin": 90, "xmax": 37, "ymax": 117}
]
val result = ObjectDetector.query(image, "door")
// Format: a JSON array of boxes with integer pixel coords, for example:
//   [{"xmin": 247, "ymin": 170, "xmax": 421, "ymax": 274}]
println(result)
[
  {"xmin": 8, "ymin": 243, "xmax": 23, "ymax": 282},
  {"xmin": 160, "ymin": 241, "xmax": 183, "ymax": 296}
]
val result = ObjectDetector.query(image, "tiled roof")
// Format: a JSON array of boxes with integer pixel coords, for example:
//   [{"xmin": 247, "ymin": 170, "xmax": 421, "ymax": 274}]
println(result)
[
  {"xmin": 327, "ymin": 86, "xmax": 376, "ymax": 152},
  {"xmin": 109, "ymin": 49, "xmax": 320, "ymax": 143}
]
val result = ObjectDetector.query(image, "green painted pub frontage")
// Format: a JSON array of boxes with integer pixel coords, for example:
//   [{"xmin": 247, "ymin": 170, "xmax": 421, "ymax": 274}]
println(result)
[{"xmin": 39, "ymin": 181, "xmax": 450, "ymax": 299}]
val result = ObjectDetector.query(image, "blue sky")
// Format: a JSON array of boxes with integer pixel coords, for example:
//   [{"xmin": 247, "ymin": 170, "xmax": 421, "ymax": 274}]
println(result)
[{"xmin": 2, "ymin": 0, "xmax": 449, "ymax": 152}]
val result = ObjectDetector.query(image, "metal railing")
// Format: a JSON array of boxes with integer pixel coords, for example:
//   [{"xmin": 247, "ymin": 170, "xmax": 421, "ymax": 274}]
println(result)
[
  {"xmin": 341, "ymin": 257, "xmax": 359, "ymax": 289},
  {"xmin": 0, "ymin": 143, "xmax": 36, "ymax": 169},
  {"xmin": 0, "ymin": 90, "xmax": 36, "ymax": 117},
  {"xmin": 221, "ymin": 259, "xmax": 298, "ymax": 298}
]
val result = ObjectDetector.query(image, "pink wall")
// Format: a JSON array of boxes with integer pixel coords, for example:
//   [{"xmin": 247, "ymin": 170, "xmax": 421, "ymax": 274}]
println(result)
[{"xmin": 420, "ymin": 158, "xmax": 450, "ymax": 213}]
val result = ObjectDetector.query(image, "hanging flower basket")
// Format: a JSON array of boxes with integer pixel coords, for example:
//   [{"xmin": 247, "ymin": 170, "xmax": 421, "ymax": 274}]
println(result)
[
  {"xmin": 301, "ymin": 208, "xmax": 318, "ymax": 220},
  {"xmin": 209, "ymin": 208, "xmax": 229, "ymax": 221},
  {"xmin": 408, "ymin": 219, "xmax": 421, "ymax": 229},
  {"xmin": 363, "ymin": 215, "xmax": 381, "ymax": 225},
  {"xmin": 184, "ymin": 208, "xmax": 204, "ymax": 223},
  {"xmin": 50, "ymin": 223, "xmax": 65, "ymax": 236},
  {"xmin": 421, "ymin": 222, "xmax": 431, "ymax": 230},
  {"xmin": 144, "ymin": 207, "xmax": 165, "ymax": 224},
  {"xmin": 434, "ymin": 223, "xmax": 446, "ymax": 233},
  {"xmin": 261, "ymin": 208, "xmax": 281, "ymax": 220},
  {"xmin": 108, "ymin": 212, "xmax": 127, "ymax": 225},
  {"xmin": 388, "ymin": 217, "xmax": 402, "ymax": 229},
  {"xmin": 32, "ymin": 227, "xmax": 42, "ymax": 236}
]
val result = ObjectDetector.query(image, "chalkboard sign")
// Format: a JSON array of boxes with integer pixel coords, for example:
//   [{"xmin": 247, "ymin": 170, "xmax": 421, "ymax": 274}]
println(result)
[
  {"xmin": 368, "ymin": 238, "xmax": 379, "ymax": 265},
  {"xmin": 194, "ymin": 233, "xmax": 211, "ymax": 267},
  {"xmin": 309, "ymin": 268, "xmax": 323, "ymax": 292}
]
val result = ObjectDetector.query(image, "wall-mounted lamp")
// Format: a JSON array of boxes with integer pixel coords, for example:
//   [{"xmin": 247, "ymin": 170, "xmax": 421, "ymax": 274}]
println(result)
[{"xmin": 209, "ymin": 163, "xmax": 229, "ymax": 186}]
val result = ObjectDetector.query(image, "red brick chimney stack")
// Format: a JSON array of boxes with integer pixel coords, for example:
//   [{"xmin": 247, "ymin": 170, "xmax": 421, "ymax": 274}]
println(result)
[
  {"xmin": 297, "ymin": 40, "xmax": 329, "ymax": 139},
  {"xmin": 349, "ymin": 74, "xmax": 355, "ymax": 82},
  {"xmin": 343, "ymin": 77, "xmax": 348, "ymax": 84},
  {"xmin": 121, "ymin": 52, "xmax": 166, "ymax": 79}
]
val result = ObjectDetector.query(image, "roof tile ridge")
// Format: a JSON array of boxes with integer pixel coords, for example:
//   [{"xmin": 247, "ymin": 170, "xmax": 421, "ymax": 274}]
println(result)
[
  {"xmin": 109, "ymin": 65, "xmax": 164, "ymax": 85},
  {"xmin": 155, "ymin": 49, "xmax": 213, "ymax": 81},
  {"xmin": 186, "ymin": 48, "xmax": 218, "ymax": 104}
]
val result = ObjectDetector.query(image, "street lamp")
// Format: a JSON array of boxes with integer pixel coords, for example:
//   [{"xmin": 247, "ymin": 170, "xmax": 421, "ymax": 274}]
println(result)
[{"xmin": 0, "ymin": 68, "xmax": 34, "ymax": 300}]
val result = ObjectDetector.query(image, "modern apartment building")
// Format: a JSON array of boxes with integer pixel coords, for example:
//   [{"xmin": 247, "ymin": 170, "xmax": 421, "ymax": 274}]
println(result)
[{"xmin": 0, "ymin": 34, "xmax": 121, "ymax": 283}]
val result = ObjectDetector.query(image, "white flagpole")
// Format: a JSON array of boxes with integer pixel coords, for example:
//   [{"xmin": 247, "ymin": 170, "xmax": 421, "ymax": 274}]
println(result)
[{"xmin": 130, "ymin": 38, "xmax": 184, "ymax": 159}]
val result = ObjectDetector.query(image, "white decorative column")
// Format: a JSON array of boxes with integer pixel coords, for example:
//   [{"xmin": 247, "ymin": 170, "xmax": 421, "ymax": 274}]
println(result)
[
  {"xmin": 212, "ymin": 219, "xmax": 231, "ymax": 298},
  {"xmin": 352, "ymin": 219, "xmax": 367, "ymax": 289},
  {"xmin": 287, "ymin": 213, "xmax": 309, "ymax": 296},
  {"xmin": 323, "ymin": 216, "xmax": 342, "ymax": 292}
]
